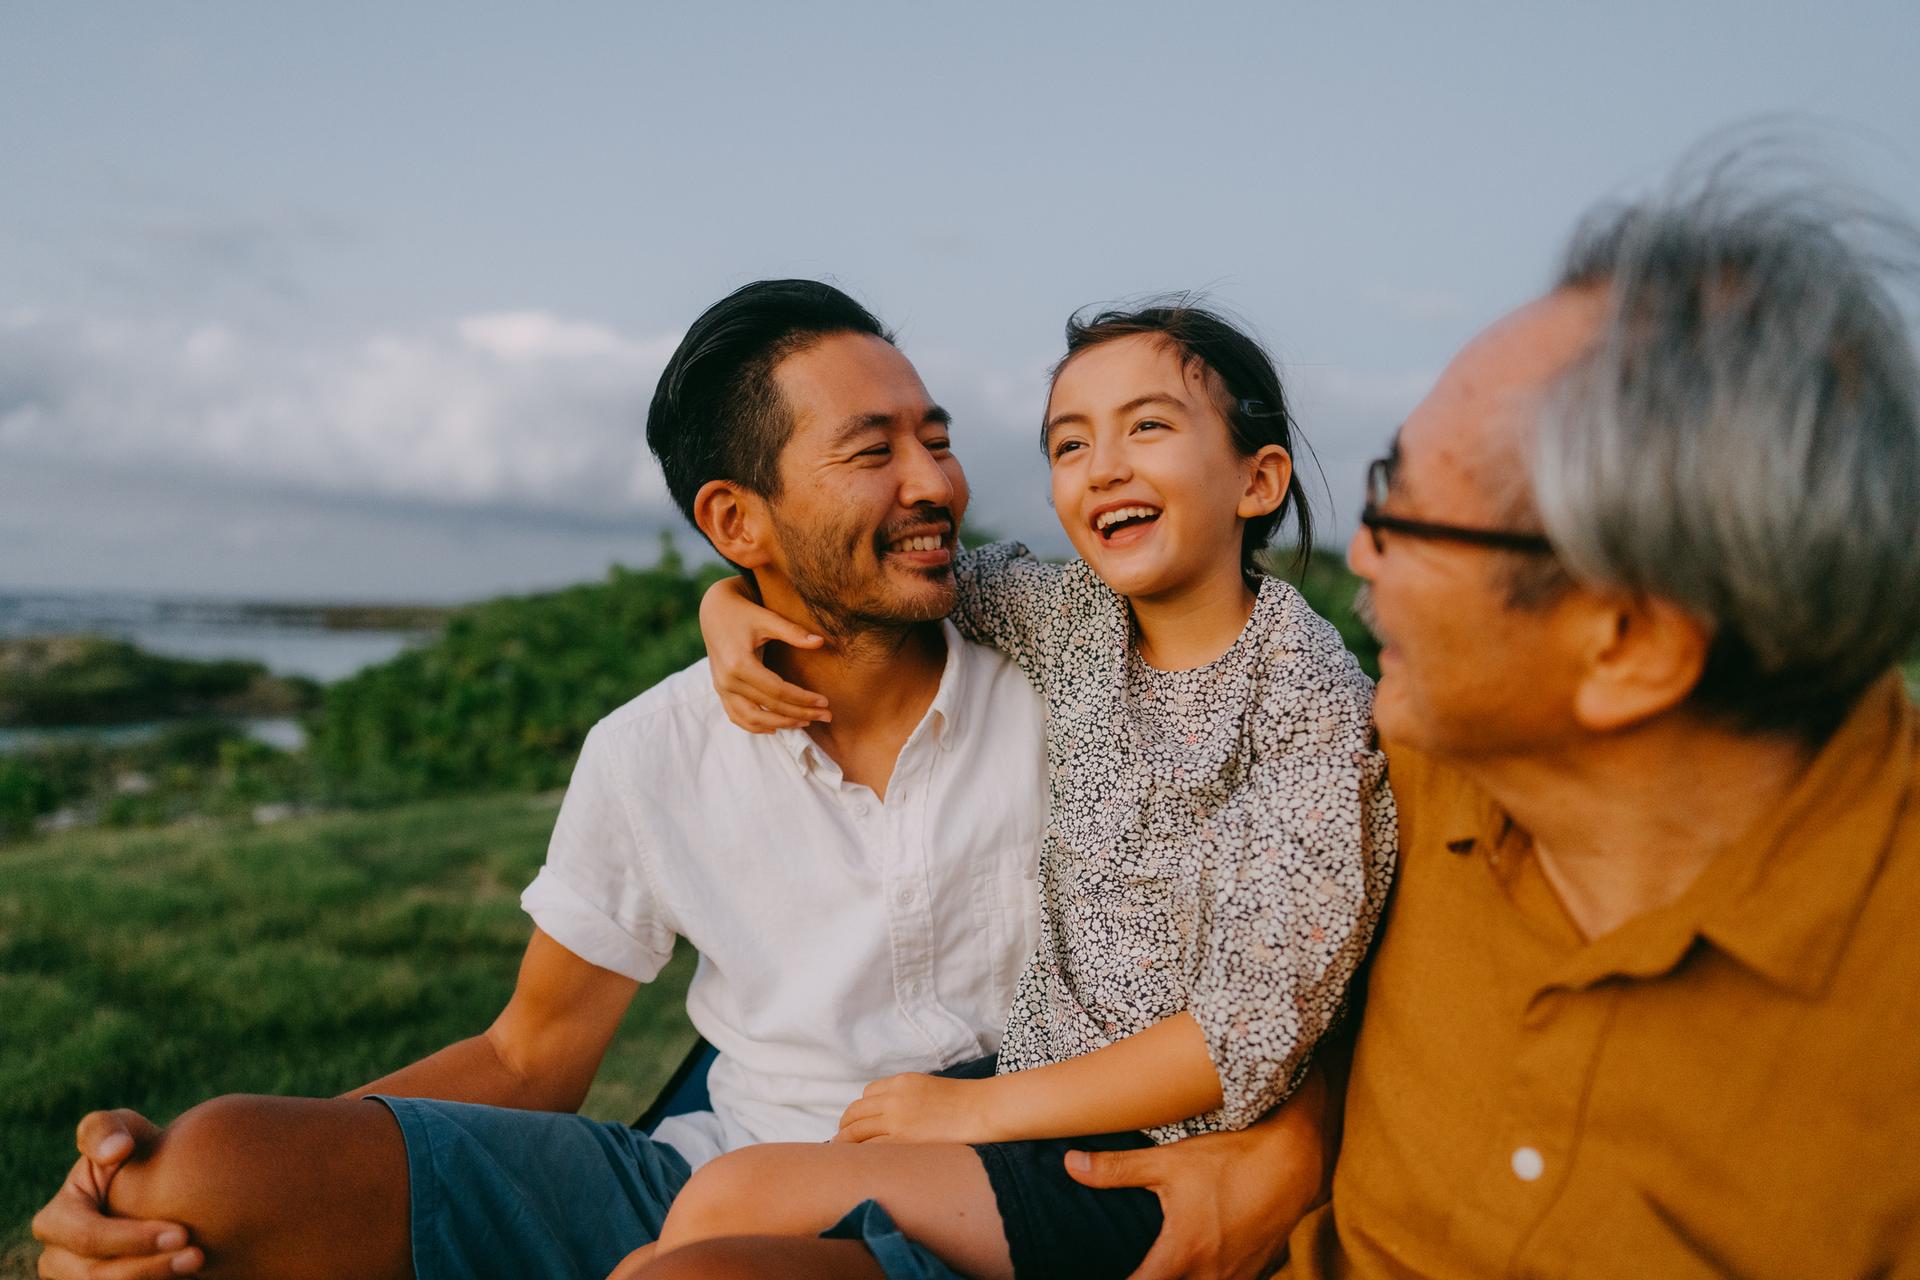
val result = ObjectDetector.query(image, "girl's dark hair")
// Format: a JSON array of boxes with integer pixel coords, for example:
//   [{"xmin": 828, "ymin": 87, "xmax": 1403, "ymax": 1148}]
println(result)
[{"xmin": 1049, "ymin": 297, "xmax": 1315, "ymax": 580}]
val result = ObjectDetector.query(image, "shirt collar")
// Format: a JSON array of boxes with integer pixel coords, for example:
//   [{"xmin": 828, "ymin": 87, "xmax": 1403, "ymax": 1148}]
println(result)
[
  {"xmin": 924, "ymin": 618, "xmax": 969, "ymax": 752},
  {"xmin": 1692, "ymin": 673, "xmax": 1913, "ymax": 997},
  {"xmin": 1442, "ymin": 671, "xmax": 1914, "ymax": 1000},
  {"xmin": 771, "ymin": 619, "xmax": 969, "ymax": 774}
]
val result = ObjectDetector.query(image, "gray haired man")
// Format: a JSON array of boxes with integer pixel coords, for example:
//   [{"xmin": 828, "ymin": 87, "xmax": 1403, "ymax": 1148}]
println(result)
[{"xmin": 645, "ymin": 156, "xmax": 1920, "ymax": 1279}]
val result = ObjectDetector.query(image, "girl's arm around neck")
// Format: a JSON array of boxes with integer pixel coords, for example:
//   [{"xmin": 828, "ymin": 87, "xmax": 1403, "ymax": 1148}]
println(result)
[{"xmin": 836, "ymin": 1013, "xmax": 1222, "ymax": 1146}]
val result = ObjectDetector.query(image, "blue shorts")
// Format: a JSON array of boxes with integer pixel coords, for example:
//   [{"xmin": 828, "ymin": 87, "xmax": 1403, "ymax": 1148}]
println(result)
[{"xmin": 372, "ymin": 1096, "xmax": 693, "ymax": 1280}]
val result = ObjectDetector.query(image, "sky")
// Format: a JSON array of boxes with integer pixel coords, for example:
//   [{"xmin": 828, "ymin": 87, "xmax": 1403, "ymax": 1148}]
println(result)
[{"xmin": 3, "ymin": 1, "xmax": 1917, "ymax": 601}]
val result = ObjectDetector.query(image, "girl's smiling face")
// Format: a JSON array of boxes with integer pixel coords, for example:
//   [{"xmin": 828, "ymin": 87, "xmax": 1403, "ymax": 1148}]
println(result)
[{"xmin": 1045, "ymin": 333, "xmax": 1291, "ymax": 604}]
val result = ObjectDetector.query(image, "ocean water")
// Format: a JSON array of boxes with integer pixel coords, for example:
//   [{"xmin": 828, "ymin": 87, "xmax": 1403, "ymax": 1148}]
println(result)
[
  {"xmin": 0, "ymin": 591, "xmax": 421, "ymax": 681},
  {"xmin": 1, "ymin": 590, "xmax": 428, "ymax": 751}
]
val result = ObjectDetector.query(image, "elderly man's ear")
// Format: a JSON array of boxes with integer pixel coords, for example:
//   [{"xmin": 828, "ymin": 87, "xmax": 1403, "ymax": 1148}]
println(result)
[
  {"xmin": 1568, "ymin": 595, "xmax": 1714, "ymax": 733},
  {"xmin": 694, "ymin": 480, "xmax": 777, "ymax": 571}
]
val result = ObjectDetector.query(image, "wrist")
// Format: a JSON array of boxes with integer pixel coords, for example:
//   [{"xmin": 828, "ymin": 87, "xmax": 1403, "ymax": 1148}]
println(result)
[{"xmin": 970, "ymin": 1074, "xmax": 1021, "ymax": 1143}]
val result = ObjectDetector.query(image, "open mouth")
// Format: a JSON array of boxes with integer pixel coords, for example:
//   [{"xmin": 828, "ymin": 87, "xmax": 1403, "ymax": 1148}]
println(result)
[
  {"xmin": 882, "ymin": 525, "xmax": 954, "ymax": 561},
  {"xmin": 1092, "ymin": 504, "xmax": 1162, "ymax": 542}
]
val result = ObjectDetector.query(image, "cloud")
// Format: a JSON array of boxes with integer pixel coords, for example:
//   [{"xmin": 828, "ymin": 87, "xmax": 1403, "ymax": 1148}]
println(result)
[
  {"xmin": 1365, "ymin": 284, "xmax": 1470, "ymax": 326},
  {"xmin": 0, "ymin": 304, "xmax": 1426, "ymax": 599},
  {"xmin": 0, "ymin": 308, "xmax": 682, "ymax": 517}
]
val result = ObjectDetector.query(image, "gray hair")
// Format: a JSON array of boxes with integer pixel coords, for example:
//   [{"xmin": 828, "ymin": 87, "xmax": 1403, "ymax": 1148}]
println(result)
[{"xmin": 1527, "ymin": 146, "xmax": 1920, "ymax": 738}]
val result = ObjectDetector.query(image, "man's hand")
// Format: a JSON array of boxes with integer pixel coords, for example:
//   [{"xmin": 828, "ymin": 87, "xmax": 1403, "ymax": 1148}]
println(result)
[
  {"xmin": 1064, "ymin": 1068, "xmax": 1334, "ymax": 1280},
  {"xmin": 833, "ymin": 1072, "xmax": 995, "ymax": 1145},
  {"xmin": 31, "ymin": 1110, "xmax": 205, "ymax": 1280}
]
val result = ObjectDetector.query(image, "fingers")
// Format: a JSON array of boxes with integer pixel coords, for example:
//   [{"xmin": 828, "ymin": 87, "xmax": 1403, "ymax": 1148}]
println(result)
[
  {"xmin": 35, "ymin": 1244, "xmax": 204, "ymax": 1280},
  {"xmin": 837, "ymin": 1095, "xmax": 879, "ymax": 1131},
  {"xmin": 1063, "ymin": 1146, "xmax": 1166, "ymax": 1191},
  {"xmin": 752, "ymin": 615, "xmax": 826, "ymax": 655},
  {"xmin": 31, "ymin": 1178, "xmax": 202, "ymax": 1279},
  {"xmin": 727, "ymin": 667, "xmax": 830, "ymax": 721},
  {"xmin": 32, "ymin": 1161, "xmax": 187, "ymax": 1262},
  {"xmin": 75, "ymin": 1110, "xmax": 159, "ymax": 1166},
  {"xmin": 832, "ymin": 1117, "xmax": 889, "ymax": 1144},
  {"xmin": 714, "ymin": 667, "xmax": 829, "ymax": 732},
  {"xmin": 720, "ymin": 692, "xmax": 812, "ymax": 734}
]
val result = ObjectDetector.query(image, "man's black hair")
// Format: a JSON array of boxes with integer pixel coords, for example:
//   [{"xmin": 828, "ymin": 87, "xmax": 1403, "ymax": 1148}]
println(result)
[{"xmin": 646, "ymin": 279, "xmax": 895, "ymax": 538}]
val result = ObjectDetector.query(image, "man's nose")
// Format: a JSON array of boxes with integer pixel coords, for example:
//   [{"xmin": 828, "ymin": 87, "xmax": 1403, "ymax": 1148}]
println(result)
[
  {"xmin": 897, "ymin": 440, "xmax": 956, "ymax": 508},
  {"xmin": 1346, "ymin": 522, "xmax": 1379, "ymax": 579}
]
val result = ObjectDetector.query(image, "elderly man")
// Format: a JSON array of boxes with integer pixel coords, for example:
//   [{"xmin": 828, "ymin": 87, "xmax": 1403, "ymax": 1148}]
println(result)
[
  {"xmin": 647, "ymin": 170, "xmax": 1920, "ymax": 1276},
  {"xmin": 30, "ymin": 280, "xmax": 1323, "ymax": 1280}
]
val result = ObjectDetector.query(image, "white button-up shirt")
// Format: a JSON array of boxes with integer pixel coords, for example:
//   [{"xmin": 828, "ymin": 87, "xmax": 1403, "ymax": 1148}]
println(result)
[{"xmin": 521, "ymin": 622, "xmax": 1044, "ymax": 1165}]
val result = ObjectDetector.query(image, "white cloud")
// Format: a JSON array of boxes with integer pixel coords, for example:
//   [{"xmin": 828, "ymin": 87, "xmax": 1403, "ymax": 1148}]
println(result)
[{"xmin": 0, "ymin": 308, "xmax": 681, "ymax": 516}]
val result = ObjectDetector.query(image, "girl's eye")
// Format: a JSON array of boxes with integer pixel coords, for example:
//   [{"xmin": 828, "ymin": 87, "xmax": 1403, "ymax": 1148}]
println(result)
[
  {"xmin": 1050, "ymin": 439, "xmax": 1085, "ymax": 461},
  {"xmin": 1132, "ymin": 418, "xmax": 1169, "ymax": 434}
]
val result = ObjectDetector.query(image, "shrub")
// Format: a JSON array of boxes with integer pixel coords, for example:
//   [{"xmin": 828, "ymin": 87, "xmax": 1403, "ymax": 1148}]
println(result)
[{"xmin": 307, "ymin": 552, "xmax": 727, "ymax": 804}]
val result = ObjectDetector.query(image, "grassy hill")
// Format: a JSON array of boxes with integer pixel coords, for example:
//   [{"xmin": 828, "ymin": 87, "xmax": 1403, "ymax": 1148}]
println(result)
[{"xmin": 0, "ymin": 794, "xmax": 698, "ymax": 1278}]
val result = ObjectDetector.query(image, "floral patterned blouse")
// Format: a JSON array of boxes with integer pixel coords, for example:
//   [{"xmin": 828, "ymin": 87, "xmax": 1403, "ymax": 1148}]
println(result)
[{"xmin": 952, "ymin": 542, "xmax": 1396, "ymax": 1143}]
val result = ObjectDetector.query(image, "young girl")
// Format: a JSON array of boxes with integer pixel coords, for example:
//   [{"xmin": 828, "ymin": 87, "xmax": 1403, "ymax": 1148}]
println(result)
[{"xmin": 635, "ymin": 303, "xmax": 1395, "ymax": 1280}]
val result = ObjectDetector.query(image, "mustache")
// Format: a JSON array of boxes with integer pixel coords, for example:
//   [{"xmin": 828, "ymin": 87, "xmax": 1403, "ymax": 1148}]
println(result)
[
  {"xmin": 874, "ymin": 505, "xmax": 956, "ymax": 548},
  {"xmin": 1351, "ymin": 584, "xmax": 1382, "ymax": 639}
]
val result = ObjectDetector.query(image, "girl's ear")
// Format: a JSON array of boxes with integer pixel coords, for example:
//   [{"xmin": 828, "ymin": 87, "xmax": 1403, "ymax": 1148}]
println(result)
[{"xmin": 1237, "ymin": 445, "xmax": 1293, "ymax": 520}]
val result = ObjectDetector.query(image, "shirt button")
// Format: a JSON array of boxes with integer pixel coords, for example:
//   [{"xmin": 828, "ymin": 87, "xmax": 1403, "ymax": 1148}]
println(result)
[
  {"xmin": 896, "ymin": 886, "xmax": 916, "ymax": 906},
  {"xmin": 1510, "ymin": 1146, "xmax": 1545, "ymax": 1182}
]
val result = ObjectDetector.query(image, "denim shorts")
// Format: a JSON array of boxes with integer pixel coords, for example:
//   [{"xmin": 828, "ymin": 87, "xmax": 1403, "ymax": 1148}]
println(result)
[{"xmin": 371, "ymin": 1095, "xmax": 693, "ymax": 1280}]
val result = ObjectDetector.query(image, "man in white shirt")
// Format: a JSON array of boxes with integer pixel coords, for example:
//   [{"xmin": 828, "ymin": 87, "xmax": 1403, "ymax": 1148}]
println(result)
[{"xmin": 33, "ymin": 281, "xmax": 1329, "ymax": 1280}]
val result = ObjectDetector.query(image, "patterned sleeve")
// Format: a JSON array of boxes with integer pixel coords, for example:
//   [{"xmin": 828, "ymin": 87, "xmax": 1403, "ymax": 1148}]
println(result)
[
  {"xmin": 1187, "ymin": 651, "xmax": 1398, "ymax": 1130},
  {"xmin": 948, "ymin": 540, "xmax": 1070, "ymax": 685}
]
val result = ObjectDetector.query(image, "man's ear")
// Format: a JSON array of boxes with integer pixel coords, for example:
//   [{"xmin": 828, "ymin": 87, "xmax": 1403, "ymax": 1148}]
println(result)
[
  {"xmin": 1236, "ymin": 445, "xmax": 1294, "ymax": 521},
  {"xmin": 693, "ymin": 479, "xmax": 774, "ymax": 570},
  {"xmin": 1570, "ymin": 594, "xmax": 1712, "ymax": 733}
]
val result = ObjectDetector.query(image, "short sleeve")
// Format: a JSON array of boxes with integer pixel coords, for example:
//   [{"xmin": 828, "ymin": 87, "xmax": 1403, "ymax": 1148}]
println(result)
[
  {"xmin": 1187, "ymin": 678, "xmax": 1397, "ymax": 1128},
  {"xmin": 949, "ymin": 541, "xmax": 1069, "ymax": 686},
  {"xmin": 520, "ymin": 724, "xmax": 679, "ymax": 983}
]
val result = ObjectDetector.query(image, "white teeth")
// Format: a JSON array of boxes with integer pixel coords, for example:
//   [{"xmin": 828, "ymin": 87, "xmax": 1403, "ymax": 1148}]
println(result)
[
  {"xmin": 1095, "ymin": 505, "xmax": 1161, "ymax": 532},
  {"xmin": 890, "ymin": 535, "xmax": 943, "ymax": 553}
]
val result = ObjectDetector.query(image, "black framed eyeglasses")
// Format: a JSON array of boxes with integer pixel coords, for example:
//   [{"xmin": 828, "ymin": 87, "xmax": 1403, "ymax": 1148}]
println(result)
[{"xmin": 1359, "ymin": 457, "xmax": 1555, "ymax": 555}]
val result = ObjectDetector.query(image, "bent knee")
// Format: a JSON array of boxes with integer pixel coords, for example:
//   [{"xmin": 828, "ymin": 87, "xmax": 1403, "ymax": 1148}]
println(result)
[
  {"xmin": 642, "ymin": 1238, "xmax": 777, "ymax": 1280},
  {"xmin": 108, "ymin": 1095, "xmax": 283, "ymax": 1222},
  {"xmin": 662, "ymin": 1148, "xmax": 791, "ymax": 1245}
]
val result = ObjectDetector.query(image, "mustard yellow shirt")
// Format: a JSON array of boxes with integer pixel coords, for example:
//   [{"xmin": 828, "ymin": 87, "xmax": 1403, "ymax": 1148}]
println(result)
[{"xmin": 1287, "ymin": 674, "xmax": 1920, "ymax": 1278}]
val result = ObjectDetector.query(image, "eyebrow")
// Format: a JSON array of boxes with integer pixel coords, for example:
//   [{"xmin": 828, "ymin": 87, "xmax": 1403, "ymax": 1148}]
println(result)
[
  {"xmin": 830, "ymin": 405, "xmax": 952, "ymax": 448},
  {"xmin": 1043, "ymin": 392, "xmax": 1188, "ymax": 435}
]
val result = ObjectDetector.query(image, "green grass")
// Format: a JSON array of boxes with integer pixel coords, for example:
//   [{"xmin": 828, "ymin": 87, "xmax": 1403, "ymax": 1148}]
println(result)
[{"xmin": 0, "ymin": 795, "xmax": 698, "ymax": 1277}]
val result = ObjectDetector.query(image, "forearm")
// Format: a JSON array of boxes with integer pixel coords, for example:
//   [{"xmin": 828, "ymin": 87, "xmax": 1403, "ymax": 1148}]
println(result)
[
  {"xmin": 344, "ymin": 1025, "xmax": 587, "ymax": 1112},
  {"xmin": 982, "ymin": 1012, "xmax": 1224, "ymax": 1141},
  {"xmin": 344, "ymin": 929, "xmax": 632, "ymax": 1113}
]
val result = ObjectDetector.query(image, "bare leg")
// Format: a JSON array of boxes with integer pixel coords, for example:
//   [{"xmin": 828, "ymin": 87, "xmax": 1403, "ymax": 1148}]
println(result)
[
  {"xmin": 640, "ymin": 1237, "xmax": 885, "ymax": 1280},
  {"xmin": 656, "ymin": 1143, "xmax": 1009, "ymax": 1280},
  {"xmin": 106, "ymin": 1095, "xmax": 412, "ymax": 1280}
]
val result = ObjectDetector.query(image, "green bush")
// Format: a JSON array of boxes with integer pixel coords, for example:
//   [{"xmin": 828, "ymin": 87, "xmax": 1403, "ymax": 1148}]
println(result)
[
  {"xmin": 308, "ymin": 550, "xmax": 728, "ymax": 804},
  {"xmin": 0, "ymin": 637, "xmax": 317, "ymax": 727},
  {"xmin": 0, "ymin": 759, "xmax": 56, "ymax": 838}
]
